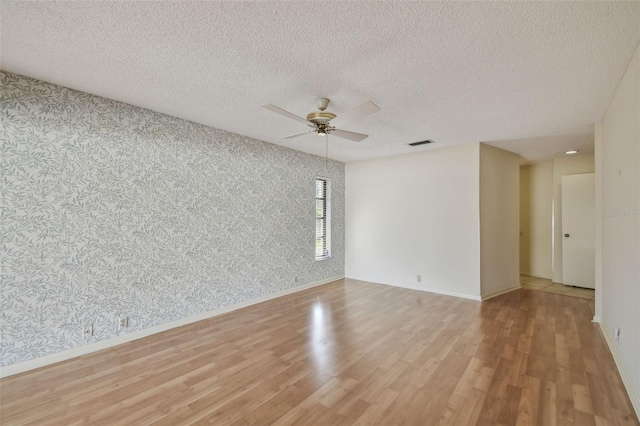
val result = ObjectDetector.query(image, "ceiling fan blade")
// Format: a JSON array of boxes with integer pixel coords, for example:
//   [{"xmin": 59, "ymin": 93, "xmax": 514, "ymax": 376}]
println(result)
[
  {"xmin": 262, "ymin": 104, "xmax": 310, "ymax": 125},
  {"xmin": 282, "ymin": 131, "xmax": 312, "ymax": 139},
  {"xmin": 329, "ymin": 101, "xmax": 380, "ymax": 127},
  {"xmin": 331, "ymin": 129, "xmax": 369, "ymax": 142}
]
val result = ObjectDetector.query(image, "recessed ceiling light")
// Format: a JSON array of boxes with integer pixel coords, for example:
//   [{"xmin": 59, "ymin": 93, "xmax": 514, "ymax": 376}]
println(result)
[{"xmin": 565, "ymin": 150, "xmax": 578, "ymax": 155}]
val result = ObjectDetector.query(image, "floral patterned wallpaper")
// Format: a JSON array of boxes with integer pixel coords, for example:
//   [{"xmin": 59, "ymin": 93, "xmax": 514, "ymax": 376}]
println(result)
[{"xmin": 0, "ymin": 72, "xmax": 344, "ymax": 367}]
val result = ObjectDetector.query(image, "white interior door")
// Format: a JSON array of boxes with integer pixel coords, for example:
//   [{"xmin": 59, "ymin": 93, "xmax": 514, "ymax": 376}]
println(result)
[{"xmin": 561, "ymin": 173, "xmax": 595, "ymax": 289}]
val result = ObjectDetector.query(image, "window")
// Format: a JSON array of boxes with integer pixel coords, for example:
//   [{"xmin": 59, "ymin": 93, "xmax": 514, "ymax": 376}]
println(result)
[{"xmin": 315, "ymin": 178, "xmax": 331, "ymax": 260}]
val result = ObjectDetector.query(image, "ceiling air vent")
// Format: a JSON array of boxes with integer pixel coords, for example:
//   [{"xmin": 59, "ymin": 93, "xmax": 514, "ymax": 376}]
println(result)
[{"xmin": 408, "ymin": 139, "xmax": 434, "ymax": 147}]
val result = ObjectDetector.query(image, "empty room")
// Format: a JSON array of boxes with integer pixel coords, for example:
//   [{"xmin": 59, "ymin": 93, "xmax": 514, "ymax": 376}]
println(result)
[{"xmin": 1, "ymin": 2, "xmax": 639, "ymax": 425}]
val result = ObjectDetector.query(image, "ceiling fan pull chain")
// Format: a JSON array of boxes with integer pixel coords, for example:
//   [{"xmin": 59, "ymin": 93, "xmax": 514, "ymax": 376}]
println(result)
[{"xmin": 325, "ymin": 133, "xmax": 328, "ymax": 169}]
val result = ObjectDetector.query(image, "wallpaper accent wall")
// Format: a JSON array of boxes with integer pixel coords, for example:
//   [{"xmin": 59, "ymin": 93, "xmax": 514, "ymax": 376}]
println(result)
[{"xmin": 0, "ymin": 72, "xmax": 345, "ymax": 367}]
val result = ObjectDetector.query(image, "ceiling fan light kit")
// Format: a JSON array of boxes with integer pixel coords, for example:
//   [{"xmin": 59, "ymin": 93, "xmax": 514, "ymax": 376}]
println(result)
[
  {"xmin": 262, "ymin": 97, "xmax": 379, "ymax": 143},
  {"xmin": 306, "ymin": 109, "xmax": 336, "ymax": 137}
]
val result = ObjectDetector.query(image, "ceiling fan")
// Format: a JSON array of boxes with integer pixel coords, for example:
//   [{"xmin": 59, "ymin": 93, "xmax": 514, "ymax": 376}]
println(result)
[{"xmin": 262, "ymin": 98, "xmax": 380, "ymax": 142}]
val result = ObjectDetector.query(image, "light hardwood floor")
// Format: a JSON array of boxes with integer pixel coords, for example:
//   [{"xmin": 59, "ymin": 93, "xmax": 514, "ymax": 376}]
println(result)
[{"xmin": 1, "ymin": 279, "xmax": 637, "ymax": 425}]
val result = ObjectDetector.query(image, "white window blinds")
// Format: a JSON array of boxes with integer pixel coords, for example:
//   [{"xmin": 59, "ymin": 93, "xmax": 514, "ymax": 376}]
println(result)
[{"xmin": 315, "ymin": 178, "xmax": 331, "ymax": 260}]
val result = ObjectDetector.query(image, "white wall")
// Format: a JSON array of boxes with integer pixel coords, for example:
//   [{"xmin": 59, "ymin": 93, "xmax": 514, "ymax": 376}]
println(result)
[
  {"xmin": 552, "ymin": 154, "xmax": 595, "ymax": 283},
  {"xmin": 479, "ymin": 144, "xmax": 520, "ymax": 297},
  {"xmin": 519, "ymin": 166, "xmax": 531, "ymax": 274},
  {"xmin": 594, "ymin": 122, "xmax": 603, "ymax": 321},
  {"xmin": 519, "ymin": 161, "xmax": 553, "ymax": 279},
  {"xmin": 345, "ymin": 143, "xmax": 481, "ymax": 299},
  {"xmin": 600, "ymin": 43, "xmax": 640, "ymax": 413}
]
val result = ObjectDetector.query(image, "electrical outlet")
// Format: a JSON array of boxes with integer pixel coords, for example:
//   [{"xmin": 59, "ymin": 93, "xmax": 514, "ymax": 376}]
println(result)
[
  {"xmin": 417, "ymin": 275, "xmax": 422, "ymax": 283},
  {"xmin": 118, "ymin": 316, "xmax": 129, "ymax": 329},
  {"xmin": 614, "ymin": 327, "xmax": 620, "ymax": 344},
  {"xmin": 83, "ymin": 322, "xmax": 93, "ymax": 338}
]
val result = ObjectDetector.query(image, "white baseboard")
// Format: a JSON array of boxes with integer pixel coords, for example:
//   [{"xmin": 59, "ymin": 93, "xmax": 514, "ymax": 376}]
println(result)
[
  {"xmin": 0, "ymin": 276, "xmax": 344, "ymax": 378},
  {"xmin": 347, "ymin": 277, "xmax": 482, "ymax": 301},
  {"xmin": 481, "ymin": 284, "xmax": 521, "ymax": 301},
  {"xmin": 598, "ymin": 321, "xmax": 640, "ymax": 418}
]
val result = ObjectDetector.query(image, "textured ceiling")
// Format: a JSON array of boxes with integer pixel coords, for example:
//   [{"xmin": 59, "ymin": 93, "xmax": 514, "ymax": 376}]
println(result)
[{"xmin": 2, "ymin": 1, "xmax": 639, "ymax": 163}]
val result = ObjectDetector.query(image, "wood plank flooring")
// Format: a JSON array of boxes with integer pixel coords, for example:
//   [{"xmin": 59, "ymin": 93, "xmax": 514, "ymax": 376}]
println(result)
[{"xmin": 1, "ymin": 279, "xmax": 637, "ymax": 425}]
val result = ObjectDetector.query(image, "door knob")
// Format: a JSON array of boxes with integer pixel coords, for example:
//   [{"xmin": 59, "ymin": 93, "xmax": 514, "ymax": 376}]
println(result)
[{"xmin": 564, "ymin": 234, "xmax": 570, "ymax": 237}]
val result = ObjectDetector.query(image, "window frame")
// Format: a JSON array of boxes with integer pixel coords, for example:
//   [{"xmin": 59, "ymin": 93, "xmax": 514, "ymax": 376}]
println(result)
[{"xmin": 315, "ymin": 177, "xmax": 331, "ymax": 261}]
